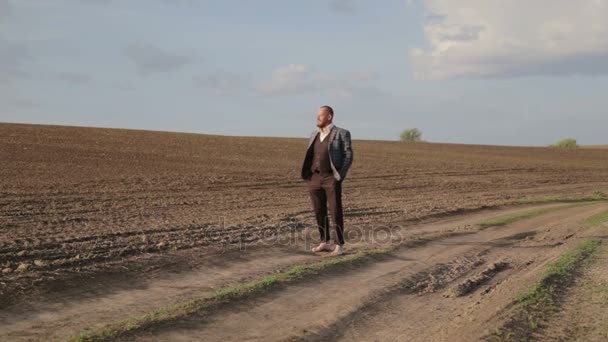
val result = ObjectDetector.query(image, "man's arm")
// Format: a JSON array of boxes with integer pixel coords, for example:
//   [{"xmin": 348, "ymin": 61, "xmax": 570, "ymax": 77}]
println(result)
[{"xmin": 340, "ymin": 129, "xmax": 353, "ymax": 180}]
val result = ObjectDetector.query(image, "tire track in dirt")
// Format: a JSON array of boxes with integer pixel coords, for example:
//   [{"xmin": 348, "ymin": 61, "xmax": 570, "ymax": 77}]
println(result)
[
  {"xmin": 0, "ymin": 203, "xmax": 577, "ymax": 342},
  {"xmin": 534, "ymin": 242, "xmax": 608, "ymax": 341},
  {"xmin": 314, "ymin": 204, "xmax": 608, "ymax": 342},
  {"xmin": 119, "ymin": 203, "xmax": 608, "ymax": 342}
]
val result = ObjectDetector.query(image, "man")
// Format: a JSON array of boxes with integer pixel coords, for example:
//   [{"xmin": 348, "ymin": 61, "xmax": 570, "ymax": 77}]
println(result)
[{"xmin": 301, "ymin": 106, "xmax": 353, "ymax": 256}]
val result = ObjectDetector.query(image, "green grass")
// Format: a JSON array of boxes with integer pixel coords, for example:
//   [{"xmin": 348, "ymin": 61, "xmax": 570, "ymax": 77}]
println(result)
[
  {"xmin": 517, "ymin": 239, "xmax": 601, "ymax": 308},
  {"xmin": 514, "ymin": 196, "xmax": 605, "ymax": 205},
  {"xmin": 582, "ymin": 210, "xmax": 608, "ymax": 226},
  {"xmin": 492, "ymin": 328, "xmax": 513, "ymax": 339},
  {"xmin": 493, "ymin": 239, "xmax": 602, "ymax": 340},
  {"xmin": 479, "ymin": 202, "xmax": 599, "ymax": 229},
  {"xmin": 515, "ymin": 196, "xmax": 565, "ymax": 204}
]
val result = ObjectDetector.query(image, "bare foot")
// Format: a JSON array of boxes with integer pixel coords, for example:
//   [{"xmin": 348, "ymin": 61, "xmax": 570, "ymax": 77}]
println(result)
[
  {"xmin": 329, "ymin": 244, "xmax": 345, "ymax": 256},
  {"xmin": 312, "ymin": 242, "xmax": 333, "ymax": 253}
]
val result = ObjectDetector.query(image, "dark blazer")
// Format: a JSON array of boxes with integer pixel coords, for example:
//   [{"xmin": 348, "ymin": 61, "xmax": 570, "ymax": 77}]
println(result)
[{"xmin": 301, "ymin": 125, "xmax": 353, "ymax": 181}]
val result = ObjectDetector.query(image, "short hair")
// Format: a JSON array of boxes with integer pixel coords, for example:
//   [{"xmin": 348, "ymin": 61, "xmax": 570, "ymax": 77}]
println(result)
[{"xmin": 320, "ymin": 105, "xmax": 334, "ymax": 117}]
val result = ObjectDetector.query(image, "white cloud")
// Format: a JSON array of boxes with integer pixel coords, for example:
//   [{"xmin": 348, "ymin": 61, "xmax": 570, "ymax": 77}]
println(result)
[
  {"xmin": 194, "ymin": 71, "xmax": 251, "ymax": 96},
  {"xmin": 54, "ymin": 71, "xmax": 92, "ymax": 85},
  {"xmin": 125, "ymin": 42, "xmax": 194, "ymax": 74},
  {"xmin": 328, "ymin": 0, "xmax": 357, "ymax": 14},
  {"xmin": 411, "ymin": 0, "xmax": 608, "ymax": 79},
  {"xmin": 256, "ymin": 64, "xmax": 312, "ymax": 95},
  {"xmin": 256, "ymin": 64, "xmax": 378, "ymax": 98}
]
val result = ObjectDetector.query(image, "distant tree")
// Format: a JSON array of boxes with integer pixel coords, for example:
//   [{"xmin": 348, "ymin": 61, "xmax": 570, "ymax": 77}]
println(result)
[
  {"xmin": 400, "ymin": 128, "xmax": 422, "ymax": 142},
  {"xmin": 551, "ymin": 138, "xmax": 578, "ymax": 148}
]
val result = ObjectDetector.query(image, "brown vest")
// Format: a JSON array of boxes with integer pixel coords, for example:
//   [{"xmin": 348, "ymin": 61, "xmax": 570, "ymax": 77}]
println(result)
[{"xmin": 310, "ymin": 133, "xmax": 332, "ymax": 174}]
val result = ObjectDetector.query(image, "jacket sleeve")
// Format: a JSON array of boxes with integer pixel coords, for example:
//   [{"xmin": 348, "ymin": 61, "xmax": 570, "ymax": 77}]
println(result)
[{"xmin": 340, "ymin": 130, "xmax": 353, "ymax": 180}]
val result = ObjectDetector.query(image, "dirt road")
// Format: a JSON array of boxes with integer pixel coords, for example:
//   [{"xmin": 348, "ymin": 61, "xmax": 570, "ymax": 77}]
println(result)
[
  {"xmin": 2, "ymin": 201, "xmax": 606, "ymax": 341},
  {"xmin": 132, "ymin": 203, "xmax": 607, "ymax": 342}
]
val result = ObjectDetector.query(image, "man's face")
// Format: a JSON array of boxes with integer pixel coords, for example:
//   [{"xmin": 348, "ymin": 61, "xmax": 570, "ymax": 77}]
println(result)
[{"xmin": 316, "ymin": 108, "xmax": 333, "ymax": 128}]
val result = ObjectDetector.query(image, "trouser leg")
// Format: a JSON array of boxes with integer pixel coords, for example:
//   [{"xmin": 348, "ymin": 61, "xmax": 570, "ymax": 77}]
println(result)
[
  {"xmin": 307, "ymin": 174, "xmax": 330, "ymax": 242},
  {"xmin": 323, "ymin": 175, "xmax": 345, "ymax": 245}
]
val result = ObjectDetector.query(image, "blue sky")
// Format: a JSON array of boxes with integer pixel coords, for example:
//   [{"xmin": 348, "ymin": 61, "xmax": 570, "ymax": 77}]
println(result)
[{"xmin": 1, "ymin": 0, "xmax": 607, "ymax": 145}]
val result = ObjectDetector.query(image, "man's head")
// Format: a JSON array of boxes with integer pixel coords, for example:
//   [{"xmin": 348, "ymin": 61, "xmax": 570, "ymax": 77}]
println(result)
[{"xmin": 316, "ymin": 105, "xmax": 334, "ymax": 128}]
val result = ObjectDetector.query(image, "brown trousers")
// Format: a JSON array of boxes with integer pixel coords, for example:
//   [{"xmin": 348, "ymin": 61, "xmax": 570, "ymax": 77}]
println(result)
[{"xmin": 306, "ymin": 172, "xmax": 345, "ymax": 245}]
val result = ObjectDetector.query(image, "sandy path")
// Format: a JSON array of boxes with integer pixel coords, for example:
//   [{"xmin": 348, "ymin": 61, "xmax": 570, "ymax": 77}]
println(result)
[
  {"xmin": 118, "ymin": 202, "xmax": 607, "ymax": 342},
  {"xmin": 331, "ymin": 205, "xmax": 608, "ymax": 342}
]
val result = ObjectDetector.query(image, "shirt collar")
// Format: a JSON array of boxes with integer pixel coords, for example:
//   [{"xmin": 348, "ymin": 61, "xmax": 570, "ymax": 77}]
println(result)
[{"xmin": 318, "ymin": 123, "xmax": 334, "ymax": 134}]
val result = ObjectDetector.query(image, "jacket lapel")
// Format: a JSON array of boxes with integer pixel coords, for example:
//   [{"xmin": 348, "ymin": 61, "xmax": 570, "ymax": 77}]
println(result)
[
  {"xmin": 307, "ymin": 131, "xmax": 318, "ymax": 149},
  {"xmin": 327, "ymin": 125, "xmax": 337, "ymax": 145}
]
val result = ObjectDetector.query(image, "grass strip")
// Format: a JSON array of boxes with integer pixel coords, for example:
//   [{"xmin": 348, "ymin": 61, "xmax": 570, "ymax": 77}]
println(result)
[
  {"xmin": 67, "ymin": 245, "xmax": 398, "ymax": 342},
  {"xmin": 490, "ymin": 239, "xmax": 602, "ymax": 341},
  {"xmin": 582, "ymin": 210, "xmax": 608, "ymax": 226},
  {"xmin": 478, "ymin": 201, "xmax": 600, "ymax": 229},
  {"xmin": 514, "ymin": 196, "xmax": 606, "ymax": 205}
]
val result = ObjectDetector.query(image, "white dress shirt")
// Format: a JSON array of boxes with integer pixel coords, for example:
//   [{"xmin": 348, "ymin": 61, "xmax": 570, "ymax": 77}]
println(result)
[{"xmin": 318, "ymin": 123, "xmax": 334, "ymax": 142}]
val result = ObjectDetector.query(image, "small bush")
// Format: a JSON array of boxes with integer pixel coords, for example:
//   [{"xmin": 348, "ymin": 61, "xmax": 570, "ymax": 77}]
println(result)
[
  {"xmin": 400, "ymin": 128, "xmax": 422, "ymax": 142},
  {"xmin": 551, "ymin": 138, "xmax": 578, "ymax": 148}
]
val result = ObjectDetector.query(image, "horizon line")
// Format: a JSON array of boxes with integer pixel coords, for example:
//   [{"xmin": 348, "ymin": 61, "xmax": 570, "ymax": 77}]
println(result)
[{"xmin": 1, "ymin": 120, "xmax": 603, "ymax": 149}]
